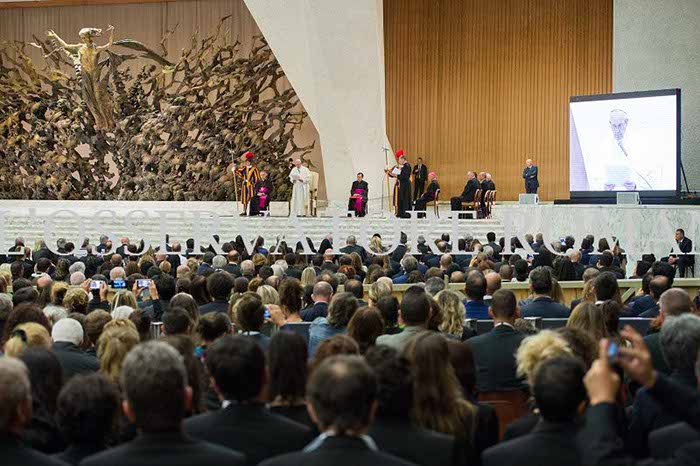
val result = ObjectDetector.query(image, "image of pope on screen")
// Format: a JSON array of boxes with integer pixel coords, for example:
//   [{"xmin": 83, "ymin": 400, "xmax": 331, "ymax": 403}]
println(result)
[{"xmin": 569, "ymin": 93, "xmax": 678, "ymax": 192}]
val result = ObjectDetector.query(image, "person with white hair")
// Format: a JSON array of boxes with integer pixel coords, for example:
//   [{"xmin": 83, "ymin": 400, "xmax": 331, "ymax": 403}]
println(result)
[
  {"xmin": 240, "ymin": 260, "xmax": 255, "ymax": 278},
  {"xmin": 271, "ymin": 264, "xmax": 285, "ymax": 278},
  {"xmin": 288, "ymin": 158, "xmax": 310, "ymax": 216},
  {"xmin": 68, "ymin": 262, "xmax": 86, "ymax": 275},
  {"xmin": 70, "ymin": 271, "xmax": 86, "ymax": 286},
  {"xmin": 109, "ymin": 267, "xmax": 126, "ymax": 282},
  {"xmin": 111, "ymin": 305, "xmax": 135, "ymax": 320},
  {"xmin": 43, "ymin": 305, "xmax": 68, "ymax": 326},
  {"xmin": 212, "ymin": 255, "xmax": 227, "ymax": 270},
  {"xmin": 51, "ymin": 318, "xmax": 99, "ymax": 379}
]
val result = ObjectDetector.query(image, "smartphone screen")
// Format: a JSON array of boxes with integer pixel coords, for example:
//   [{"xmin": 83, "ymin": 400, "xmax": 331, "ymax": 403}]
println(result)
[
  {"xmin": 112, "ymin": 279, "xmax": 126, "ymax": 289},
  {"xmin": 89, "ymin": 280, "xmax": 103, "ymax": 290},
  {"xmin": 264, "ymin": 307, "xmax": 271, "ymax": 319},
  {"xmin": 137, "ymin": 279, "xmax": 151, "ymax": 289},
  {"xmin": 607, "ymin": 342, "xmax": 619, "ymax": 365}
]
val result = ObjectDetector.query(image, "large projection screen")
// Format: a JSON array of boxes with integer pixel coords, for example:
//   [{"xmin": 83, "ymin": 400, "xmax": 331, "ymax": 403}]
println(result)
[{"xmin": 569, "ymin": 89, "xmax": 680, "ymax": 198}]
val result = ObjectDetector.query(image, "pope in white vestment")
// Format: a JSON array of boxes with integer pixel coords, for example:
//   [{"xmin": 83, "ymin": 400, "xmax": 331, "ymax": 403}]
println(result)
[
  {"xmin": 584, "ymin": 109, "xmax": 666, "ymax": 191},
  {"xmin": 289, "ymin": 159, "xmax": 310, "ymax": 216}
]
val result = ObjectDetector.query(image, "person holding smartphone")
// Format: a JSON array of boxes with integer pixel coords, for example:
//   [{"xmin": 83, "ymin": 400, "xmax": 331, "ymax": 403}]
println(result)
[{"xmin": 82, "ymin": 278, "xmax": 110, "ymax": 312}]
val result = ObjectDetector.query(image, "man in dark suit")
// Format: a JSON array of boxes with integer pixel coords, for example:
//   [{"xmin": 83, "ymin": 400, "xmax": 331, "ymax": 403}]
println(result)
[
  {"xmin": 0, "ymin": 358, "xmax": 67, "ymax": 466},
  {"xmin": 51, "ymin": 318, "xmax": 99, "ymax": 380},
  {"xmin": 413, "ymin": 172, "xmax": 440, "ymax": 217},
  {"xmin": 464, "ymin": 271, "xmax": 490, "ymax": 319},
  {"xmin": 650, "ymin": 422, "xmax": 700, "ymax": 460},
  {"xmin": 483, "ymin": 357, "xmax": 588, "ymax": 466},
  {"xmin": 185, "ymin": 336, "xmax": 310, "ymax": 466},
  {"xmin": 260, "ymin": 355, "xmax": 414, "ymax": 466},
  {"xmin": 450, "ymin": 171, "xmax": 480, "ymax": 212},
  {"xmin": 344, "ymin": 279, "xmax": 368, "ymax": 307},
  {"xmin": 320, "ymin": 249, "xmax": 339, "ymax": 274},
  {"xmin": 627, "ymin": 313, "xmax": 700, "ymax": 458},
  {"xmin": 644, "ymin": 288, "xmax": 692, "ymax": 376},
  {"xmin": 627, "ymin": 274, "xmax": 656, "ymax": 316},
  {"xmin": 520, "ymin": 268, "xmax": 570, "ymax": 318},
  {"xmin": 366, "ymin": 347, "xmax": 457, "ymax": 466},
  {"xmin": 340, "ymin": 235, "xmax": 367, "ymax": 262},
  {"xmin": 640, "ymin": 276, "xmax": 671, "ymax": 319},
  {"xmin": 412, "ymin": 157, "xmax": 428, "ymax": 199},
  {"xmin": 596, "ymin": 251, "xmax": 626, "ymax": 279},
  {"xmin": 199, "ymin": 271, "xmax": 234, "ymax": 315},
  {"xmin": 301, "ymin": 281, "xmax": 332, "ymax": 321},
  {"xmin": 470, "ymin": 289, "xmax": 528, "ymax": 392},
  {"xmin": 581, "ymin": 325, "xmax": 700, "ymax": 466},
  {"xmin": 668, "ymin": 228, "xmax": 695, "ymax": 277},
  {"xmin": 223, "ymin": 250, "xmax": 241, "ymax": 276},
  {"xmin": 522, "ymin": 158, "xmax": 539, "ymax": 194},
  {"xmin": 486, "ymin": 231, "xmax": 502, "ymax": 261},
  {"xmin": 82, "ymin": 342, "xmax": 245, "ymax": 466}
]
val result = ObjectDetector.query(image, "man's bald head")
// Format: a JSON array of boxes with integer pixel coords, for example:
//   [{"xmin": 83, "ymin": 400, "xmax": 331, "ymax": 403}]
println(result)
[
  {"xmin": 660, "ymin": 288, "xmax": 692, "ymax": 317},
  {"xmin": 650, "ymin": 275, "xmax": 671, "ymax": 300},
  {"xmin": 312, "ymin": 281, "xmax": 333, "ymax": 303},
  {"xmin": 485, "ymin": 272, "xmax": 502, "ymax": 296}
]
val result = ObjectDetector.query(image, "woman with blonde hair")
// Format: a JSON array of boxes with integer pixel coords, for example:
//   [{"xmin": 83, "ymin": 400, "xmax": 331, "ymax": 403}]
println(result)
[
  {"xmin": 256, "ymin": 284, "xmax": 280, "ymax": 306},
  {"xmin": 159, "ymin": 260, "xmax": 172, "ymax": 275},
  {"xmin": 110, "ymin": 290, "xmax": 137, "ymax": 312},
  {"xmin": 300, "ymin": 267, "xmax": 316, "ymax": 288},
  {"xmin": 567, "ymin": 302, "xmax": 608, "ymax": 342},
  {"xmin": 63, "ymin": 288, "xmax": 89, "ymax": 314},
  {"xmin": 435, "ymin": 290, "xmax": 467, "ymax": 339},
  {"xmin": 403, "ymin": 331, "xmax": 478, "ymax": 459},
  {"xmin": 97, "ymin": 319, "xmax": 140, "ymax": 385},
  {"xmin": 368, "ymin": 279, "xmax": 392, "ymax": 307},
  {"xmin": 3, "ymin": 322, "xmax": 51, "ymax": 357},
  {"xmin": 50, "ymin": 282, "xmax": 70, "ymax": 306},
  {"xmin": 369, "ymin": 235, "xmax": 387, "ymax": 254},
  {"xmin": 516, "ymin": 330, "xmax": 573, "ymax": 386}
]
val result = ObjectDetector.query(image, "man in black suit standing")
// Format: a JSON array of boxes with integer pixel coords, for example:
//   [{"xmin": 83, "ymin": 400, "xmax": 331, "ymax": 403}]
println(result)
[
  {"xmin": 470, "ymin": 289, "xmax": 528, "ymax": 392},
  {"xmin": 0, "ymin": 358, "xmax": 67, "ymax": 466},
  {"xmin": 483, "ymin": 357, "xmax": 588, "ymax": 466},
  {"xmin": 185, "ymin": 336, "xmax": 311, "ymax": 465},
  {"xmin": 366, "ymin": 347, "xmax": 457, "ymax": 466},
  {"xmin": 523, "ymin": 159, "xmax": 539, "ymax": 194},
  {"xmin": 82, "ymin": 342, "xmax": 245, "ymax": 466},
  {"xmin": 668, "ymin": 228, "xmax": 695, "ymax": 277},
  {"xmin": 261, "ymin": 355, "xmax": 414, "ymax": 466},
  {"xmin": 450, "ymin": 171, "xmax": 480, "ymax": 212},
  {"xmin": 412, "ymin": 157, "xmax": 428, "ymax": 200}
]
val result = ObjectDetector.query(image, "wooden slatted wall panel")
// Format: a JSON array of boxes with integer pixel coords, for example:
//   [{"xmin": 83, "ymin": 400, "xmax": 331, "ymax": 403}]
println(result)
[{"xmin": 384, "ymin": 0, "xmax": 612, "ymax": 201}]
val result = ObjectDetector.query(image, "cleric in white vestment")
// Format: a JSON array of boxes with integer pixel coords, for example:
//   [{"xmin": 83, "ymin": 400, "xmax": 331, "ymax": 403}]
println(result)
[{"xmin": 289, "ymin": 159, "xmax": 310, "ymax": 216}]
